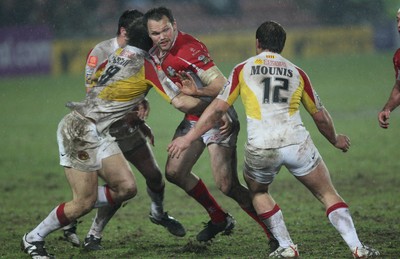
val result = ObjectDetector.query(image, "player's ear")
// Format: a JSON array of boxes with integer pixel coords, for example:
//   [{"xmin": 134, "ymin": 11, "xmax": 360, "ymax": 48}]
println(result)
[
  {"xmin": 120, "ymin": 27, "xmax": 127, "ymax": 36},
  {"xmin": 256, "ymin": 38, "xmax": 262, "ymax": 53}
]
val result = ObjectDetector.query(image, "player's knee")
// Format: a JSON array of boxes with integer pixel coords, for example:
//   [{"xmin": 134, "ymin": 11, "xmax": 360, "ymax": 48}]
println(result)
[
  {"xmin": 216, "ymin": 180, "xmax": 233, "ymax": 196},
  {"xmin": 165, "ymin": 169, "xmax": 180, "ymax": 184},
  {"xmin": 73, "ymin": 197, "xmax": 97, "ymax": 215},
  {"xmin": 117, "ymin": 182, "xmax": 137, "ymax": 200}
]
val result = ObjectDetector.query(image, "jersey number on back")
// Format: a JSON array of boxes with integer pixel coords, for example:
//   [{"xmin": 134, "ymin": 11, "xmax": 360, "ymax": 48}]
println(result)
[
  {"xmin": 98, "ymin": 65, "xmax": 121, "ymax": 85},
  {"xmin": 262, "ymin": 77, "xmax": 289, "ymax": 104}
]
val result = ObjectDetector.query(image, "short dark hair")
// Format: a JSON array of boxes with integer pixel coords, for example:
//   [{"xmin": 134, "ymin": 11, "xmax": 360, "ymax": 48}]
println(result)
[
  {"xmin": 117, "ymin": 9, "xmax": 144, "ymax": 35},
  {"xmin": 256, "ymin": 21, "xmax": 286, "ymax": 53},
  {"xmin": 143, "ymin": 6, "xmax": 175, "ymax": 25},
  {"xmin": 126, "ymin": 18, "xmax": 153, "ymax": 51}
]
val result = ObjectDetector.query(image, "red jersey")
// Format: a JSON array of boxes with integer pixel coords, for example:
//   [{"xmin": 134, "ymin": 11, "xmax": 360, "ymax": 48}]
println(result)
[
  {"xmin": 150, "ymin": 31, "xmax": 216, "ymax": 120},
  {"xmin": 393, "ymin": 48, "xmax": 400, "ymax": 80}
]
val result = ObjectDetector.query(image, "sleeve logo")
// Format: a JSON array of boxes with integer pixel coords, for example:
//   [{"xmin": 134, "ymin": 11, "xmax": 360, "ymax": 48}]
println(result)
[{"xmin": 87, "ymin": 56, "xmax": 98, "ymax": 68}]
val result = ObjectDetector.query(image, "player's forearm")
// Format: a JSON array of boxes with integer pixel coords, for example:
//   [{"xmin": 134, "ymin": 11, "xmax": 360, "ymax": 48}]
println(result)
[
  {"xmin": 195, "ymin": 75, "xmax": 227, "ymax": 97},
  {"xmin": 185, "ymin": 105, "xmax": 224, "ymax": 143},
  {"xmin": 382, "ymin": 81, "xmax": 400, "ymax": 112},
  {"xmin": 312, "ymin": 108, "xmax": 338, "ymax": 146},
  {"xmin": 171, "ymin": 93, "xmax": 209, "ymax": 115}
]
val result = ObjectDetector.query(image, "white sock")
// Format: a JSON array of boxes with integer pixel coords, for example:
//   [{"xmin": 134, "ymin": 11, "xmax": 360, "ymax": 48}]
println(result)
[
  {"xmin": 87, "ymin": 204, "xmax": 120, "ymax": 238},
  {"xmin": 261, "ymin": 209, "xmax": 294, "ymax": 248},
  {"xmin": 147, "ymin": 187, "xmax": 164, "ymax": 219},
  {"xmin": 94, "ymin": 186, "xmax": 110, "ymax": 208},
  {"xmin": 328, "ymin": 207, "xmax": 362, "ymax": 249},
  {"xmin": 27, "ymin": 206, "xmax": 62, "ymax": 242}
]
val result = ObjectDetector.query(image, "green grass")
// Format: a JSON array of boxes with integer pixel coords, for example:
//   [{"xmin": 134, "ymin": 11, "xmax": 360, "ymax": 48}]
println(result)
[{"xmin": 1, "ymin": 52, "xmax": 399, "ymax": 258}]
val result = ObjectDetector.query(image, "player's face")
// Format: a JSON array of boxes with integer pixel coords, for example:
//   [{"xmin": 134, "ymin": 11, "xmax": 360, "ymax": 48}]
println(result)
[{"xmin": 147, "ymin": 16, "xmax": 177, "ymax": 52}]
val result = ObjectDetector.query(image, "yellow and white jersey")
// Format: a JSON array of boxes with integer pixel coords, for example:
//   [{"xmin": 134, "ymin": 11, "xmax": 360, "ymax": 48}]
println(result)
[
  {"xmin": 71, "ymin": 45, "xmax": 180, "ymax": 134},
  {"xmin": 218, "ymin": 51, "xmax": 323, "ymax": 149},
  {"xmin": 85, "ymin": 37, "xmax": 119, "ymax": 89}
]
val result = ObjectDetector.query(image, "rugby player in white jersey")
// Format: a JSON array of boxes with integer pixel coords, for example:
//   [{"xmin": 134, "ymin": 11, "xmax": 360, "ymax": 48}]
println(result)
[
  {"xmin": 61, "ymin": 9, "xmax": 186, "ymax": 251},
  {"xmin": 168, "ymin": 21, "xmax": 380, "ymax": 258},
  {"xmin": 378, "ymin": 8, "xmax": 400, "ymax": 129},
  {"xmin": 21, "ymin": 17, "xmax": 206, "ymax": 259}
]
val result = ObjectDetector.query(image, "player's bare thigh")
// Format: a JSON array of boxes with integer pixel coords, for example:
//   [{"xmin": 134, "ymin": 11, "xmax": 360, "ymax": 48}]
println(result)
[
  {"xmin": 125, "ymin": 141, "xmax": 161, "ymax": 182},
  {"xmin": 64, "ymin": 167, "xmax": 99, "ymax": 219},
  {"xmin": 207, "ymin": 144, "xmax": 237, "ymax": 189},
  {"xmin": 166, "ymin": 138, "xmax": 205, "ymax": 174},
  {"xmin": 295, "ymin": 160, "xmax": 343, "ymax": 207},
  {"xmin": 165, "ymin": 139, "xmax": 205, "ymax": 191},
  {"xmin": 97, "ymin": 153, "xmax": 137, "ymax": 203}
]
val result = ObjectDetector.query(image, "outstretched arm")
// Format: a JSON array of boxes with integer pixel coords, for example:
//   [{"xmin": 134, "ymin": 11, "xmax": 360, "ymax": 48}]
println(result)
[
  {"xmin": 378, "ymin": 80, "xmax": 400, "ymax": 129},
  {"xmin": 170, "ymin": 93, "xmax": 209, "ymax": 115},
  {"xmin": 311, "ymin": 108, "xmax": 350, "ymax": 152}
]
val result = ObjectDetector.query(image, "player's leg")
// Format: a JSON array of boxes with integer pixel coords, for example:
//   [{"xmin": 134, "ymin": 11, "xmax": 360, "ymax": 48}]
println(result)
[
  {"xmin": 208, "ymin": 143, "xmax": 279, "ymax": 250},
  {"xmin": 243, "ymin": 173, "xmax": 298, "ymax": 258},
  {"xmin": 83, "ymin": 153, "xmax": 137, "ymax": 251},
  {"xmin": 166, "ymin": 136, "xmax": 232, "ymax": 242},
  {"xmin": 295, "ymin": 160, "xmax": 380, "ymax": 257},
  {"xmin": 126, "ymin": 140, "xmax": 186, "ymax": 237},
  {"xmin": 22, "ymin": 167, "xmax": 99, "ymax": 258},
  {"xmin": 107, "ymin": 121, "xmax": 184, "ymax": 236}
]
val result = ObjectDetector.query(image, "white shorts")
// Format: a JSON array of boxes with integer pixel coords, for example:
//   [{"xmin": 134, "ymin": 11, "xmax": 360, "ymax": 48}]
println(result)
[
  {"xmin": 57, "ymin": 111, "xmax": 121, "ymax": 172},
  {"xmin": 244, "ymin": 136, "xmax": 321, "ymax": 184}
]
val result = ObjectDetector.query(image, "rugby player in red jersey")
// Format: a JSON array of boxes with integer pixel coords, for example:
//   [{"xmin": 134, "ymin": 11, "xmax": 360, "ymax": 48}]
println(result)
[
  {"xmin": 378, "ymin": 8, "xmax": 400, "ymax": 129},
  {"xmin": 144, "ymin": 7, "xmax": 278, "ymax": 248}
]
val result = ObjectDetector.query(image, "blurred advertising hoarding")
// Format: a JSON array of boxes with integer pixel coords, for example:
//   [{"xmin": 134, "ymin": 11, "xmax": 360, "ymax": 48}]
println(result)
[
  {"xmin": 0, "ymin": 26, "xmax": 52, "ymax": 76},
  {"xmin": 0, "ymin": 24, "xmax": 375, "ymax": 77},
  {"xmin": 201, "ymin": 25, "xmax": 374, "ymax": 65}
]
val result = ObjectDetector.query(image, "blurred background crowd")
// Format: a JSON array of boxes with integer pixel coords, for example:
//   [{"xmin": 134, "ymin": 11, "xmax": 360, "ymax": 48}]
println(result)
[
  {"xmin": 1, "ymin": 0, "xmax": 397, "ymax": 38},
  {"xmin": 0, "ymin": 0, "xmax": 398, "ymax": 77}
]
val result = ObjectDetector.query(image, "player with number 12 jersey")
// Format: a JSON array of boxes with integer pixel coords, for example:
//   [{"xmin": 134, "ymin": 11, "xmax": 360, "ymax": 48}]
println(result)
[{"xmin": 218, "ymin": 51, "xmax": 323, "ymax": 149}]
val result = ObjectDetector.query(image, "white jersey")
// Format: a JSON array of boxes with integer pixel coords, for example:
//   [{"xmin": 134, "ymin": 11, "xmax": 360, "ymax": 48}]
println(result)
[
  {"xmin": 70, "ymin": 45, "xmax": 180, "ymax": 134},
  {"xmin": 85, "ymin": 37, "xmax": 119, "ymax": 89},
  {"xmin": 218, "ymin": 51, "xmax": 323, "ymax": 149}
]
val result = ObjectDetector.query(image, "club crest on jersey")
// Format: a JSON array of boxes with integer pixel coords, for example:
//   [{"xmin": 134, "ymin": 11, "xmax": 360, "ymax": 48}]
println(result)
[
  {"xmin": 198, "ymin": 55, "xmax": 210, "ymax": 64},
  {"xmin": 166, "ymin": 66, "xmax": 176, "ymax": 77},
  {"xmin": 190, "ymin": 47, "xmax": 200, "ymax": 56}
]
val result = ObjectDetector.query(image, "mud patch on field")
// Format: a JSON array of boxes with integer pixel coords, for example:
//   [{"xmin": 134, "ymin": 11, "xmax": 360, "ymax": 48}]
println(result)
[{"xmin": 179, "ymin": 240, "xmax": 209, "ymax": 253}]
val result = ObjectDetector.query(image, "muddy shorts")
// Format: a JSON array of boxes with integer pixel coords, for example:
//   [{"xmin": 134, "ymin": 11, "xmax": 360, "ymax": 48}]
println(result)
[
  {"xmin": 57, "ymin": 111, "xmax": 121, "ymax": 172},
  {"xmin": 244, "ymin": 136, "xmax": 321, "ymax": 184}
]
